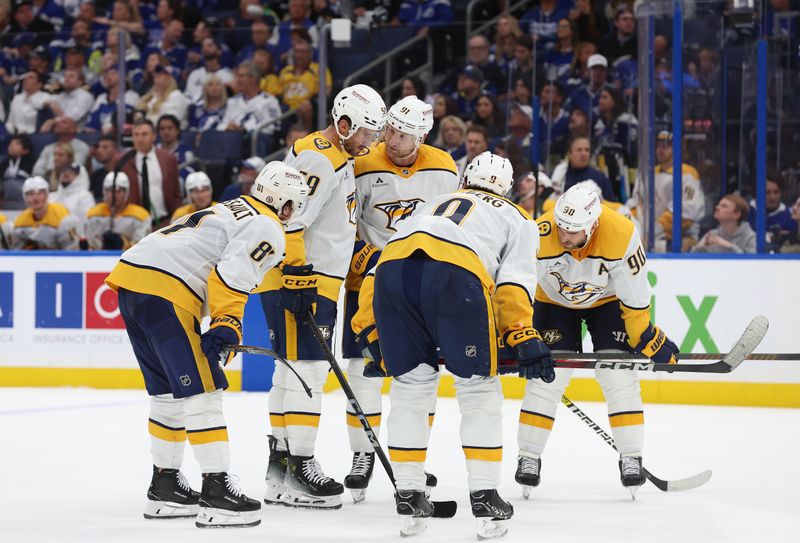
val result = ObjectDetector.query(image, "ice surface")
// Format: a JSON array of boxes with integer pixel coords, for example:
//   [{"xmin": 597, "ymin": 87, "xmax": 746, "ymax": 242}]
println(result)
[{"xmin": 3, "ymin": 388, "xmax": 799, "ymax": 542}]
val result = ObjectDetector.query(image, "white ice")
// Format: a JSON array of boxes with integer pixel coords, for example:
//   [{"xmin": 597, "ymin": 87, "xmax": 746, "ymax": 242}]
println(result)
[{"xmin": 3, "ymin": 387, "xmax": 799, "ymax": 542}]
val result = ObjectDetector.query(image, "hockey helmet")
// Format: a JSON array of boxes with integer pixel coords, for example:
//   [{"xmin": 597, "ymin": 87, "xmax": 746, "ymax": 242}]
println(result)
[
  {"xmin": 386, "ymin": 96, "xmax": 433, "ymax": 148},
  {"xmin": 463, "ymin": 152, "xmax": 514, "ymax": 197},
  {"xmin": 102, "ymin": 171, "xmax": 130, "ymax": 192},
  {"xmin": 332, "ymin": 84, "xmax": 387, "ymax": 141},
  {"xmin": 22, "ymin": 176, "xmax": 50, "ymax": 194},
  {"xmin": 185, "ymin": 171, "xmax": 212, "ymax": 192},
  {"xmin": 251, "ymin": 161, "xmax": 309, "ymax": 214},
  {"xmin": 554, "ymin": 184, "xmax": 602, "ymax": 239}
]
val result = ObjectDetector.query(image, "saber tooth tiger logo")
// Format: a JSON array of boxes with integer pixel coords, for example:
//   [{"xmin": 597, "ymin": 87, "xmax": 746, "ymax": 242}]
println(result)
[
  {"xmin": 346, "ymin": 191, "xmax": 358, "ymax": 225},
  {"xmin": 550, "ymin": 271, "xmax": 606, "ymax": 305},
  {"xmin": 375, "ymin": 198, "xmax": 424, "ymax": 231}
]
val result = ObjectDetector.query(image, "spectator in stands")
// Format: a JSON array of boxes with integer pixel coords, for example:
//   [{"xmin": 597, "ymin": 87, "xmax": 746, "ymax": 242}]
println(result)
[
  {"xmin": 89, "ymin": 135, "xmax": 118, "ymax": 201},
  {"xmin": 236, "ymin": 19, "xmax": 280, "ymax": 67},
  {"xmin": 511, "ymin": 77, "xmax": 533, "ymax": 118},
  {"xmin": 493, "ymin": 14, "xmax": 523, "ymax": 69},
  {"xmin": 157, "ymin": 114, "xmax": 195, "ymax": 173},
  {"xmin": 27, "ymin": 45, "xmax": 53, "ymax": 82},
  {"xmin": 428, "ymin": 94, "xmax": 458, "ymax": 144},
  {"xmin": 34, "ymin": 116, "xmax": 90, "ymax": 180},
  {"xmin": 780, "ymin": 196, "xmax": 800, "ymax": 253},
  {"xmin": 520, "ymin": 0, "xmax": 570, "ymax": 54},
  {"xmin": 190, "ymin": 75, "xmax": 229, "ymax": 133},
  {"xmin": 12, "ymin": 175, "xmax": 79, "ymax": 250},
  {"xmin": 185, "ymin": 38, "xmax": 234, "ymax": 105},
  {"xmin": 85, "ymin": 171, "xmax": 151, "ymax": 250},
  {"xmin": 455, "ymin": 124, "xmax": 489, "ymax": 176},
  {"xmin": 103, "ymin": 26, "xmax": 142, "ymax": 73},
  {"xmin": 538, "ymin": 81, "xmax": 570, "ymax": 161},
  {"xmin": 136, "ymin": 65, "xmax": 190, "ymax": 127},
  {"xmin": 396, "ymin": 0, "xmax": 454, "ymax": 37},
  {"xmin": 188, "ymin": 18, "xmax": 233, "ymax": 70},
  {"xmin": 494, "ymin": 138, "xmax": 530, "ymax": 179},
  {"xmin": 41, "ymin": 141, "xmax": 76, "ymax": 191},
  {"xmin": 433, "ymin": 114, "xmax": 466, "ymax": 161},
  {"xmin": 506, "ymin": 35, "xmax": 541, "ymax": 97},
  {"xmin": 51, "ymin": 162, "xmax": 95, "ymax": 227},
  {"xmin": 85, "ymin": 64, "xmax": 141, "ymax": 134},
  {"xmin": 599, "ymin": 6, "xmax": 637, "ymax": 65},
  {"xmin": 566, "ymin": 53, "xmax": 610, "ymax": 122},
  {"xmin": 504, "ymin": 104, "xmax": 534, "ymax": 157},
  {"xmin": 10, "ymin": 1, "xmax": 55, "ymax": 38},
  {"xmin": 284, "ymin": 123, "xmax": 310, "ymax": 150},
  {"xmin": 568, "ymin": 0, "xmax": 609, "ymax": 43},
  {"xmin": 451, "ymin": 65, "xmax": 483, "ymax": 119},
  {"xmin": 145, "ymin": 0, "xmax": 181, "ymax": 46},
  {"xmin": 5, "ymin": 71, "xmax": 49, "ymax": 134},
  {"xmin": 545, "ymin": 19, "xmax": 576, "ymax": 80},
  {"xmin": 275, "ymin": 36, "xmax": 332, "ymax": 130},
  {"xmin": 272, "ymin": 0, "xmax": 319, "ymax": 60},
  {"xmin": 461, "ymin": 34, "xmax": 506, "ymax": 95},
  {"xmin": 400, "ymin": 76, "xmax": 427, "ymax": 101},
  {"xmin": 0, "ymin": 135, "xmax": 36, "ymax": 209},
  {"xmin": 219, "ymin": 156, "xmax": 266, "ymax": 201},
  {"xmin": 41, "ymin": 68, "xmax": 95, "ymax": 129},
  {"xmin": 561, "ymin": 41, "xmax": 597, "ymax": 96},
  {"xmin": 568, "ymin": 107, "xmax": 590, "ymax": 139},
  {"xmin": 131, "ymin": 52, "xmax": 166, "ymax": 96},
  {"xmin": 144, "ymin": 19, "xmax": 187, "ymax": 75},
  {"xmin": 692, "ymin": 195, "xmax": 756, "ymax": 254},
  {"xmin": 551, "ymin": 136, "xmax": 615, "ymax": 200},
  {"xmin": 472, "ymin": 94, "xmax": 505, "ymax": 140},
  {"xmin": 93, "ymin": 0, "xmax": 145, "ymax": 39},
  {"xmin": 220, "ymin": 61, "xmax": 282, "ymax": 136},
  {"xmin": 593, "ymin": 87, "xmax": 638, "ymax": 157},
  {"xmin": 255, "ymin": 47, "xmax": 281, "ymax": 96},
  {"xmin": 748, "ymin": 171, "xmax": 797, "ymax": 246},
  {"xmin": 171, "ymin": 171, "xmax": 215, "ymax": 222},
  {"xmin": 110, "ymin": 118, "xmax": 181, "ymax": 225}
]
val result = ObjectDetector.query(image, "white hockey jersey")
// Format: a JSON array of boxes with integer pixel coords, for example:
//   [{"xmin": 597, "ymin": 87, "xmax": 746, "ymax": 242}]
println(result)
[
  {"xmin": 106, "ymin": 196, "xmax": 285, "ymax": 323},
  {"xmin": 653, "ymin": 163, "xmax": 706, "ymax": 240},
  {"xmin": 534, "ymin": 205, "xmax": 652, "ymax": 346},
  {"xmin": 259, "ymin": 131, "xmax": 356, "ymax": 303},
  {"xmin": 85, "ymin": 202, "xmax": 152, "ymax": 250},
  {"xmin": 12, "ymin": 202, "xmax": 79, "ymax": 250},
  {"xmin": 352, "ymin": 188, "xmax": 540, "ymax": 340},
  {"xmin": 353, "ymin": 142, "xmax": 460, "ymax": 249}
]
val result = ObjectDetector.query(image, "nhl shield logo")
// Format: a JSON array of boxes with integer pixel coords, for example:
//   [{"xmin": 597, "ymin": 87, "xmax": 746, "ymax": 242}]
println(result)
[
  {"xmin": 269, "ymin": 329, "xmax": 275, "ymax": 341},
  {"xmin": 375, "ymin": 198, "xmax": 424, "ymax": 231},
  {"xmin": 180, "ymin": 374, "xmax": 192, "ymax": 386},
  {"xmin": 465, "ymin": 345, "xmax": 477, "ymax": 358},
  {"xmin": 318, "ymin": 326, "xmax": 332, "ymax": 340}
]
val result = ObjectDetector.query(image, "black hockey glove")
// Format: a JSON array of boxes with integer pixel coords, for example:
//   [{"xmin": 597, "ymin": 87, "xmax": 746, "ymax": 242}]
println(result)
[
  {"xmin": 102, "ymin": 231, "xmax": 124, "ymax": 250},
  {"xmin": 356, "ymin": 324, "xmax": 387, "ymax": 377},
  {"xmin": 201, "ymin": 316, "xmax": 242, "ymax": 367},
  {"xmin": 505, "ymin": 329, "xmax": 555, "ymax": 383},
  {"xmin": 279, "ymin": 264, "xmax": 318, "ymax": 318}
]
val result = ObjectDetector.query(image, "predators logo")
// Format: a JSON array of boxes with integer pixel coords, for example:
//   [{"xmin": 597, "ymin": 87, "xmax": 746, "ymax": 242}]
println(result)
[
  {"xmin": 346, "ymin": 191, "xmax": 358, "ymax": 225},
  {"xmin": 375, "ymin": 198, "xmax": 424, "ymax": 231},
  {"xmin": 550, "ymin": 271, "xmax": 606, "ymax": 305}
]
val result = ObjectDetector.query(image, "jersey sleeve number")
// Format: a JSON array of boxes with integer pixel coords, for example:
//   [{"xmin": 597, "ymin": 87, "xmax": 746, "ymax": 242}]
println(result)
[
  {"xmin": 431, "ymin": 197, "xmax": 475, "ymax": 226},
  {"xmin": 159, "ymin": 209, "xmax": 216, "ymax": 236},
  {"xmin": 627, "ymin": 246, "xmax": 647, "ymax": 275},
  {"xmin": 299, "ymin": 170, "xmax": 321, "ymax": 196},
  {"xmin": 250, "ymin": 241, "xmax": 275, "ymax": 262}
]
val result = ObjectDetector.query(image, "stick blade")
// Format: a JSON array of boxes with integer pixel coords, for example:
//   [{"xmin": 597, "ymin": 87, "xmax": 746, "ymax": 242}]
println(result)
[
  {"xmin": 665, "ymin": 469, "xmax": 713, "ymax": 492},
  {"xmin": 431, "ymin": 500, "xmax": 458, "ymax": 518},
  {"xmin": 723, "ymin": 316, "xmax": 770, "ymax": 371}
]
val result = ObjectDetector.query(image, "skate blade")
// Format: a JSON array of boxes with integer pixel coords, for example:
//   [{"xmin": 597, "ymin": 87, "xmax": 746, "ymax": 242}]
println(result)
[
  {"xmin": 400, "ymin": 516, "xmax": 429, "ymax": 537},
  {"xmin": 350, "ymin": 488, "xmax": 366, "ymax": 504},
  {"xmin": 143, "ymin": 500, "xmax": 199, "ymax": 519},
  {"xmin": 628, "ymin": 485, "xmax": 640, "ymax": 501},
  {"xmin": 476, "ymin": 517, "xmax": 510, "ymax": 540},
  {"xmin": 263, "ymin": 484, "xmax": 289, "ymax": 506},
  {"xmin": 521, "ymin": 485, "xmax": 532, "ymax": 500},
  {"xmin": 282, "ymin": 490, "xmax": 342, "ymax": 510},
  {"xmin": 195, "ymin": 507, "xmax": 261, "ymax": 528}
]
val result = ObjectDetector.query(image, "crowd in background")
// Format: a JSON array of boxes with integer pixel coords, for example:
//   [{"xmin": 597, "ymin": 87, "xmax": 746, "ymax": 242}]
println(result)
[{"xmin": 1, "ymin": 0, "xmax": 799, "ymax": 253}]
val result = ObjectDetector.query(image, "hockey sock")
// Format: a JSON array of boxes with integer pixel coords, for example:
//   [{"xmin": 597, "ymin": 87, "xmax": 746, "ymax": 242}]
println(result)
[
  {"xmin": 595, "ymin": 360, "xmax": 644, "ymax": 456},
  {"xmin": 346, "ymin": 357, "xmax": 383, "ymax": 453},
  {"xmin": 148, "ymin": 393, "xmax": 187, "ymax": 469},
  {"xmin": 268, "ymin": 361, "xmax": 288, "ymax": 452},
  {"xmin": 185, "ymin": 389, "xmax": 230, "ymax": 473},
  {"xmin": 455, "ymin": 375, "xmax": 503, "ymax": 492},
  {"xmin": 284, "ymin": 359, "xmax": 328, "ymax": 457},
  {"xmin": 518, "ymin": 366, "xmax": 573, "ymax": 455}
]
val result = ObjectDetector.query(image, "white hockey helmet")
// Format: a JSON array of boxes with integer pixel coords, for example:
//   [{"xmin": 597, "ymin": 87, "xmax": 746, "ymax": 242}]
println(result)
[
  {"xmin": 102, "ymin": 171, "xmax": 130, "ymax": 191},
  {"xmin": 386, "ymin": 96, "xmax": 433, "ymax": 147},
  {"xmin": 22, "ymin": 176, "xmax": 50, "ymax": 194},
  {"xmin": 554, "ymin": 184, "xmax": 602, "ymax": 239},
  {"xmin": 574, "ymin": 179, "xmax": 602, "ymax": 199},
  {"xmin": 251, "ymin": 161, "xmax": 309, "ymax": 214},
  {"xmin": 185, "ymin": 171, "xmax": 212, "ymax": 192},
  {"xmin": 463, "ymin": 151, "xmax": 514, "ymax": 197},
  {"xmin": 332, "ymin": 84, "xmax": 387, "ymax": 141}
]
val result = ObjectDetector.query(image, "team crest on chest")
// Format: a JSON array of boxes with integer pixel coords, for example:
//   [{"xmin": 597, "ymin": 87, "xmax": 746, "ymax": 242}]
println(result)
[
  {"xmin": 346, "ymin": 191, "xmax": 358, "ymax": 225},
  {"xmin": 375, "ymin": 198, "xmax": 424, "ymax": 231},
  {"xmin": 550, "ymin": 271, "xmax": 606, "ymax": 305}
]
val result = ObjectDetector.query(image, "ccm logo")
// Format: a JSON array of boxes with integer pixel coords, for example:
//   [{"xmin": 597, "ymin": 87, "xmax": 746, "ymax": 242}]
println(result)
[{"xmin": 285, "ymin": 278, "xmax": 318, "ymax": 287}]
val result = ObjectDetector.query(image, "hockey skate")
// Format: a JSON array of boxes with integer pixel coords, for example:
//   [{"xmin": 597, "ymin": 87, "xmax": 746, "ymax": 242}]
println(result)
[
  {"xmin": 470, "ymin": 489, "xmax": 514, "ymax": 540},
  {"xmin": 344, "ymin": 452, "xmax": 374, "ymax": 503},
  {"xmin": 284, "ymin": 455, "xmax": 344, "ymax": 509},
  {"xmin": 144, "ymin": 466, "xmax": 200, "ymax": 519},
  {"xmin": 264, "ymin": 435, "xmax": 289, "ymax": 505},
  {"xmin": 619, "ymin": 455, "xmax": 646, "ymax": 500},
  {"xmin": 195, "ymin": 473, "xmax": 261, "ymax": 528},
  {"xmin": 396, "ymin": 490, "xmax": 434, "ymax": 537},
  {"xmin": 514, "ymin": 453, "xmax": 541, "ymax": 499}
]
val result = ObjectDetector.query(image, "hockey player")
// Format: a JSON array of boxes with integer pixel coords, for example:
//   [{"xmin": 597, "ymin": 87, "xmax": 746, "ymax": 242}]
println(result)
[
  {"xmin": 85, "ymin": 172, "xmax": 151, "ymax": 250},
  {"xmin": 171, "ymin": 171, "xmax": 216, "ymax": 223},
  {"xmin": 515, "ymin": 184, "xmax": 679, "ymax": 499},
  {"xmin": 12, "ymin": 176, "xmax": 79, "ymax": 250},
  {"xmin": 105, "ymin": 162, "xmax": 309, "ymax": 528},
  {"xmin": 341, "ymin": 95, "xmax": 460, "ymax": 502},
  {"xmin": 352, "ymin": 152, "xmax": 555, "ymax": 539},
  {"xmin": 0, "ymin": 213, "xmax": 12, "ymax": 249},
  {"xmin": 260, "ymin": 84, "xmax": 387, "ymax": 509}
]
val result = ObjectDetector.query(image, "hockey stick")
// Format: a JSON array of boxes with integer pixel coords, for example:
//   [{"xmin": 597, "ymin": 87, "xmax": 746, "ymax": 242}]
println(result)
[
  {"xmin": 560, "ymin": 395, "xmax": 712, "ymax": 492},
  {"xmin": 546, "ymin": 352, "xmax": 797, "ymax": 361},
  {"xmin": 303, "ymin": 311, "xmax": 458, "ymax": 519},
  {"xmin": 222, "ymin": 344, "xmax": 312, "ymax": 398},
  {"xmin": 499, "ymin": 315, "xmax": 770, "ymax": 375}
]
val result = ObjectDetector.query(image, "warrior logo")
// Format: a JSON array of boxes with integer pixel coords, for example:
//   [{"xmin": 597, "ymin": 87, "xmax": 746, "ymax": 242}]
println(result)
[
  {"xmin": 550, "ymin": 271, "xmax": 606, "ymax": 305},
  {"xmin": 180, "ymin": 375, "xmax": 192, "ymax": 386},
  {"xmin": 346, "ymin": 191, "xmax": 358, "ymax": 225},
  {"xmin": 612, "ymin": 331, "xmax": 629, "ymax": 343},
  {"xmin": 541, "ymin": 329, "xmax": 563, "ymax": 344},
  {"xmin": 375, "ymin": 198, "xmax": 424, "ymax": 231},
  {"xmin": 318, "ymin": 326, "xmax": 332, "ymax": 340}
]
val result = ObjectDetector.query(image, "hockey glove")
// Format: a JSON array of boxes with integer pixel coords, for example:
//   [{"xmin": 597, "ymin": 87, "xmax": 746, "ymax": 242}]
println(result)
[
  {"xmin": 102, "ymin": 231, "xmax": 124, "ymax": 250},
  {"xmin": 201, "ymin": 316, "xmax": 242, "ymax": 367},
  {"xmin": 279, "ymin": 264, "xmax": 319, "ymax": 318},
  {"xmin": 505, "ymin": 329, "xmax": 556, "ymax": 383},
  {"xmin": 635, "ymin": 324, "xmax": 679, "ymax": 364},
  {"xmin": 350, "ymin": 240, "xmax": 381, "ymax": 278},
  {"xmin": 356, "ymin": 324, "xmax": 387, "ymax": 377}
]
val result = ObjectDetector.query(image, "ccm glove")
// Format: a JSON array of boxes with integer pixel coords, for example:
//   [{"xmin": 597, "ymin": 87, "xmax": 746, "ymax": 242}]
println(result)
[
  {"xmin": 635, "ymin": 324, "xmax": 679, "ymax": 364},
  {"xmin": 279, "ymin": 264, "xmax": 319, "ymax": 318},
  {"xmin": 201, "ymin": 316, "xmax": 242, "ymax": 367},
  {"xmin": 505, "ymin": 329, "xmax": 556, "ymax": 383},
  {"xmin": 356, "ymin": 324, "xmax": 387, "ymax": 377},
  {"xmin": 102, "ymin": 231, "xmax": 124, "ymax": 250}
]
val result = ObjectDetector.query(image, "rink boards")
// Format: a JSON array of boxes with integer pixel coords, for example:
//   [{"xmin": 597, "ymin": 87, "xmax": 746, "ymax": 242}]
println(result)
[{"xmin": 0, "ymin": 252, "xmax": 797, "ymax": 407}]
